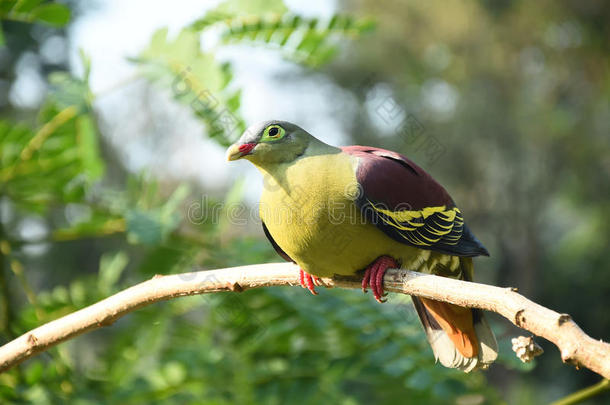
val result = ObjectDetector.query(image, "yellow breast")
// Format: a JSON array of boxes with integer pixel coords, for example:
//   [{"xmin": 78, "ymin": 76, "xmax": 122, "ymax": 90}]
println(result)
[{"xmin": 258, "ymin": 151, "xmax": 459, "ymax": 277}]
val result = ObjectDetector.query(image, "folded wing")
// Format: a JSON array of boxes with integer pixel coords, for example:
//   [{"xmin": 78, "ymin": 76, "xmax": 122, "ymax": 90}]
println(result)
[{"xmin": 342, "ymin": 146, "xmax": 489, "ymax": 257}]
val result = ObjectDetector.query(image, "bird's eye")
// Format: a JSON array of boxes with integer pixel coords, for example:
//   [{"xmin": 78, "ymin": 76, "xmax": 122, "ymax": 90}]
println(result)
[{"xmin": 262, "ymin": 125, "xmax": 286, "ymax": 142}]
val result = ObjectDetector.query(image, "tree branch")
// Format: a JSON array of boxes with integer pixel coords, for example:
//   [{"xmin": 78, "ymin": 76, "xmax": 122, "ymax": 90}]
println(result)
[{"xmin": 0, "ymin": 263, "xmax": 609, "ymax": 378}]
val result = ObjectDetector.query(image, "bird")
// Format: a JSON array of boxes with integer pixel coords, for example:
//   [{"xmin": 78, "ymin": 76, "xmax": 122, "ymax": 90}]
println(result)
[{"xmin": 226, "ymin": 120, "xmax": 498, "ymax": 371}]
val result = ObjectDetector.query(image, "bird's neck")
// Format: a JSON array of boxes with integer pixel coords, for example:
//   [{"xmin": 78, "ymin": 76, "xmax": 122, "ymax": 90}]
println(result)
[{"xmin": 253, "ymin": 138, "xmax": 340, "ymax": 178}]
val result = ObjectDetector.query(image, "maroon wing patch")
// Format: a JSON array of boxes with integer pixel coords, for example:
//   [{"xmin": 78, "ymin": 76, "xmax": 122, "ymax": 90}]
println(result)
[{"xmin": 342, "ymin": 146, "xmax": 488, "ymax": 257}]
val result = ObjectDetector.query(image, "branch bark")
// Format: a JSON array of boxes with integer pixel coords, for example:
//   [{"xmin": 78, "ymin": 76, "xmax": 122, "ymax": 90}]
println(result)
[{"xmin": 0, "ymin": 263, "xmax": 608, "ymax": 378}]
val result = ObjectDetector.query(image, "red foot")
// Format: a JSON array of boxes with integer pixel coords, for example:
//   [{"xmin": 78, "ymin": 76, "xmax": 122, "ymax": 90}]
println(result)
[
  {"xmin": 362, "ymin": 256, "xmax": 398, "ymax": 303},
  {"xmin": 299, "ymin": 269, "xmax": 321, "ymax": 295}
]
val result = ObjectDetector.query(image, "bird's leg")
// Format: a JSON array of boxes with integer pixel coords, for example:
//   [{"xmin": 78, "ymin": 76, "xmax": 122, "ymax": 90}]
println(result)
[
  {"xmin": 361, "ymin": 256, "xmax": 398, "ymax": 303},
  {"xmin": 299, "ymin": 268, "xmax": 319, "ymax": 295}
]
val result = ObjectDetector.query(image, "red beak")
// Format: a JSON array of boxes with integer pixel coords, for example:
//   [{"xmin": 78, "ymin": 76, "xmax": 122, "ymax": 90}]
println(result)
[
  {"xmin": 239, "ymin": 143, "xmax": 256, "ymax": 155},
  {"xmin": 227, "ymin": 142, "xmax": 257, "ymax": 161}
]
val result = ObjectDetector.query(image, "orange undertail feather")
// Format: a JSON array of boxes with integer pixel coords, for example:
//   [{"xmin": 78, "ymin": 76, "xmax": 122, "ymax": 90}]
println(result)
[
  {"xmin": 419, "ymin": 298, "xmax": 479, "ymax": 359},
  {"xmin": 412, "ymin": 292, "xmax": 497, "ymax": 371}
]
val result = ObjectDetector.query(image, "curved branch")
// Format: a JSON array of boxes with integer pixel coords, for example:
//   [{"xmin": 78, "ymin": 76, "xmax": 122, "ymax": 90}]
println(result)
[{"xmin": 0, "ymin": 263, "xmax": 608, "ymax": 378}]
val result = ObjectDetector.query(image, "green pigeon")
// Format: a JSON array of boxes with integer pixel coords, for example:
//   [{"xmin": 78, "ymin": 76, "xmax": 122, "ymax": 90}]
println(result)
[{"xmin": 226, "ymin": 120, "xmax": 498, "ymax": 371}]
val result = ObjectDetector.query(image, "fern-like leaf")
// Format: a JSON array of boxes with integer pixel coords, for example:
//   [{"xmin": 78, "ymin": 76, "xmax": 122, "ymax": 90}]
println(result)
[
  {"xmin": 195, "ymin": 13, "xmax": 375, "ymax": 67},
  {"xmin": 133, "ymin": 28, "xmax": 245, "ymax": 147}
]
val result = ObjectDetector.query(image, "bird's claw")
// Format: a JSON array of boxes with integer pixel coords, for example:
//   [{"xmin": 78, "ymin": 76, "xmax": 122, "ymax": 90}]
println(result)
[
  {"xmin": 361, "ymin": 256, "xmax": 397, "ymax": 303},
  {"xmin": 299, "ymin": 269, "xmax": 319, "ymax": 295}
]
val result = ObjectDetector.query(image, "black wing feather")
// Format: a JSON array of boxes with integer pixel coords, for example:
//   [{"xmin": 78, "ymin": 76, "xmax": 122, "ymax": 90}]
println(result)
[{"xmin": 262, "ymin": 221, "xmax": 294, "ymax": 262}]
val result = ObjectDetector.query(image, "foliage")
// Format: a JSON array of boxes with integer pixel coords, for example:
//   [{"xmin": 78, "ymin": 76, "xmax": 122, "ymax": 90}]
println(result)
[
  {"xmin": 0, "ymin": 0, "xmax": 501, "ymax": 403},
  {"xmin": 133, "ymin": 1, "xmax": 374, "ymax": 147},
  {"xmin": 2, "ymin": 0, "xmax": 607, "ymax": 403},
  {"xmin": 190, "ymin": 10, "xmax": 375, "ymax": 68},
  {"xmin": 0, "ymin": 65, "xmax": 102, "ymax": 213},
  {"xmin": 0, "ymin": 0, "xmax": 70, "ymax": 44},
  {"xmin": 134, "ymin": 27, "xmax": 242, "ymax": 147}
]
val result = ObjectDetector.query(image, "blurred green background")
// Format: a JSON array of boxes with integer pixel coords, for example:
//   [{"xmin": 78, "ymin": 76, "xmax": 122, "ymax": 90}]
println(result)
[{"xmin": 1, "ymin": 0, "xmax": 609, "ymax": 403}]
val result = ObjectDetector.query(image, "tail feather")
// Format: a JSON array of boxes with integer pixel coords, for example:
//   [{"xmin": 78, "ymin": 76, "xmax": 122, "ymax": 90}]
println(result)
[
  {"xmin": 412, "ymin": 298, "xmax": 498, "ymax": 372},
  {"xmin": 418, "ymin": 297, "xmax": 478, "ymax": 358},
  {"xmin": 473, "ymin": 310, "xmax": 498, "ymax": 366}
]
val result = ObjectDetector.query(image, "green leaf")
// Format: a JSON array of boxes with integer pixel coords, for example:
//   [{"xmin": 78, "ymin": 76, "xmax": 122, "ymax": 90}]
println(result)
[
  {"xmin": 216, "ymin": 14, "xmax": 375, "ymax": 67},
  {"xmin": 24, "ymin": 362, "xmax": 44, "ymax": 385},
  {"xmin": 31, "ymin": 3, "xmax": 70, "ymax": 27},
  {"xmin": 126, "ymin": 210, "xmax": 164, "ymax": 245},
  {"xmin": 190, "ymin": 0, "xmax": 287, "ymax": 29},
  {"xmin": 125, "ymin": 188, "xmax": 185, "ymax": 246},
  {"xmin": 188, "ymin": 10, "xmax": 233, "ymax": 31},
  {"xmin": 0, "ymin": 78, "xmax": 104, "ymax": 212},
  {"xmin": 162, "ymin": 362, "xmax": 187, "ymax": 386},
  {"xmin": 137, "ymin": 244, "xmax": 194, "ymax": 276},
  {"xmin": 53, "ymin": 211, "xmax": 125, "ymax": 241},
  {"xmin": 138, "ymin": 28, "xmax": 225, "ymax": 92},
  {"xmin": 135, "ymin": 27, "xmax": 245, "ymax": 146},
  {"xmin": 214, "ymin": 0, "xmax": 287, "ymax": 15},
  {"xmin": 48, "ymin": 71, "xmax": 92, "ymax": 112},
  {"xmin": 0, "ymin": 0, "xmax": 18, "ymax": 15},
  {"xmin": 13, "ymin": 0, "xmax": 42, "ymax": 13},
  {"xmin": 76, "ymin": 115, "xmax": 104, "ymax": 179},
  {"xmin": 159, "ymin": 184, "xmax": 190, "ymax": 222},
  {"xmin": 99, "ymin": 251, "xmax": 129, "ymax": 293}
]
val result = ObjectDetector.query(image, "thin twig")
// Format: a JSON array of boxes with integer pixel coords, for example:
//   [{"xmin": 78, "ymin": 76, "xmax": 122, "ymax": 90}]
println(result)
[
  {"xmin": 550, "ymin": 379, "xmax": 610, "ymax": 405},
  {"xmin": 0, "ymin": 263, "xmax": 608, "ymax": 379}
]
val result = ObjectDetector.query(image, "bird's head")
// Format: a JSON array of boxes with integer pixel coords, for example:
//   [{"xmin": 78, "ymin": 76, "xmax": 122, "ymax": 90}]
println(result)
[{"xmin": 226, "ymin": 120, "xmax": 312, "ymax": 166}]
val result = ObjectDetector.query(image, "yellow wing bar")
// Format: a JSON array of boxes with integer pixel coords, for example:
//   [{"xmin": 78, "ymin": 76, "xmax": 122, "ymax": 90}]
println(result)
[{"xmin": 368, "ymin": 201, "xmax": 464, "ymax": 247}]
